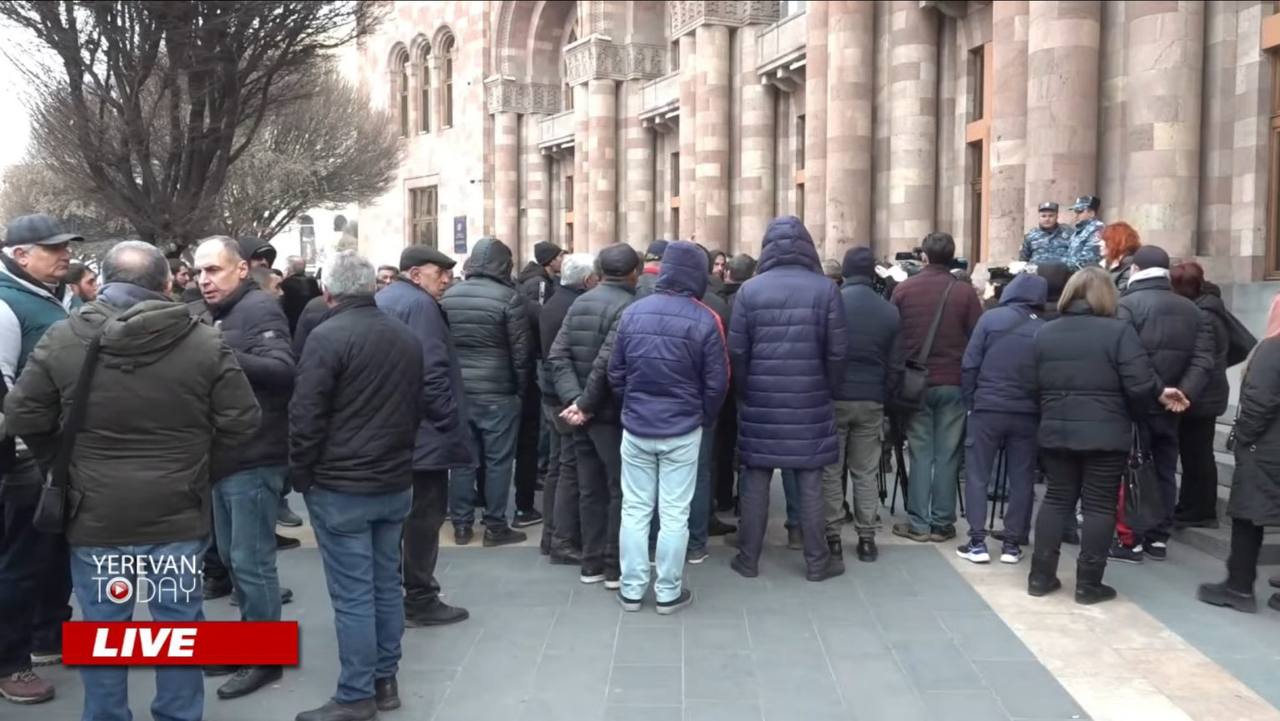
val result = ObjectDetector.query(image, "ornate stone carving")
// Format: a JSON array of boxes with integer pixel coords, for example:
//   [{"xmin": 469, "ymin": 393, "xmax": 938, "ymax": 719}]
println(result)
[
  {"xmin": 564, "ymin": 34, "xmax": 667, "ymax": 86},
  {"xmin": 668, "ymin": 0, "xmax": 781, "ymax": 38},
  {"xmin": 486, "ymin": 76, "xmax": 564, "ymax": 115}
]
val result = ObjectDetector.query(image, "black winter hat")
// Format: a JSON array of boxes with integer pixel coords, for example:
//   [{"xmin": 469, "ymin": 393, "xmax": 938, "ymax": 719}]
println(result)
[
  {"xmin": 842, "ymin": 247, "xmax": 876, "ymax": 279},
  {"xmin": 599, "ymin": 244, "xmax": 641, "ymax": 277},
  {"xmin": 534, "ymin": 241, "xmax": 564, "ymax": 267},
  {"xmin": 1132, "ymin": 245, "xmax": 1170, "ymax": 270},
  {"xmin": 644, "ymin": 239, "xmax": 669, "ymax": 262}
]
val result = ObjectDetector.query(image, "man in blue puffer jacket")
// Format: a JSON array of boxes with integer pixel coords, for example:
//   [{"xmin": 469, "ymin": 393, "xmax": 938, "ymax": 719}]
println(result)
[
  {"xmin": 607, "ymin": 241, "xmax": 728, "ymax": 614},
  {"xmin": 958, "ymin": 272, "xmax": 1047, "ymax": 566},
  {"xmin": 728, "ymin": 216, "xmax": 848, "ymax": 582}
]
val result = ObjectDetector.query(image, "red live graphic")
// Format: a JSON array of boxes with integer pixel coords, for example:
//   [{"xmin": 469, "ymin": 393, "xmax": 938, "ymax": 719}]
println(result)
[{"xmin": 62, "ymin": 622, "xmax": 299, "ymax": 666}]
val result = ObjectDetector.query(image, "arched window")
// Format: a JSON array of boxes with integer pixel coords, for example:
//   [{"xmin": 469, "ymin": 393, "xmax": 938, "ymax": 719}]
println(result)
[
  {"xmin": 392, "ymin": 47, "xmax": 409, "ymax": 137},
  {"xmin": 416, "ymin": 43, "xmax": 431, "ymax": 133},
  {"xmin": 562, "ymin": 28, "xmax": 577, "ymax": 112},
  {"xmin": 440, "ymin": 34, "xmax": 455, "ymax": 128}
]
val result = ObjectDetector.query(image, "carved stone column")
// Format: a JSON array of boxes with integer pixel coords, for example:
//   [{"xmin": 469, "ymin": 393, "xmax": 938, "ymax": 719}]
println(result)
[
  {"xmin": 624, "ymin": 79, "xmax": 654, "ymax": 250},
  {"xmin": 587, "ymin": 78, "xmax": 618, "ymax": 252},
  {"xmin": 678, "ymin": 35, "xmax": 697, "ymax": 240},
  {"xmin": 737, "ymin": 24, "xmax": 775, "ymax": 257},
  {"xmin": 493, "ymin": 111, "xmax": 520, "ymax": 249},
  {"xmin": 804, "ymin": 0, "xmax": 828, "ymax": 246},
  {"xmin": 887, "ymin": 0, "xmax": 938, "ymax": 253},
  {"xmin": 522, "ymin": 113, "xmax": 550, "ymax": 255},
  {"xmin": 695, "ymin": 24, "xmax": 731, "ymax": 252},
  {"xmin": 991, "ymin": 1, "xmax": 1029, "ymax": 260},
  {"xmin": 573, "ymin": 84, "xmax": 590, "ymax": 252},
  {"xmin": 824, "ymin": 0, "xmax": 874, "ymax": 259}
]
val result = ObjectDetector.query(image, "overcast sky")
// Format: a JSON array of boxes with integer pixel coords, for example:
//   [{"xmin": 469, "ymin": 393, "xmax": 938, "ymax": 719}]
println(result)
[{"xmin": 0, "ymin": 51, "xmax": 32, "ymax": 172}]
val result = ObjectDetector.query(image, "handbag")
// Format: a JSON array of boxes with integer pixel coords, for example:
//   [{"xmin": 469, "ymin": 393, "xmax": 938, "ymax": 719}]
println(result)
[
  {"xmin": 895, "ymin": 277, "xmax": 957, "ymax": 413},
  {"xmin": 31, "ymin": 333, "xmax": 103, "ymax": 533},
  {"xmin": 1122, "ymin": 426, "xmax": 1164, "ymax": 532},
  {"xmin": 1223, "ymin": 309, "xmax": 1257, "ymax": 368}
]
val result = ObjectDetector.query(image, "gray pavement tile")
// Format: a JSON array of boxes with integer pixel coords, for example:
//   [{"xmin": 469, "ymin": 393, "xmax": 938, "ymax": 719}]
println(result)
[
  {"xmin": 684, "ymin": 650, "xmax": 758, "ymax": 702},
  {"xmin": 745, "ymin": 609, "xmax": 819, "ymax": 648},
  {"xmin": 604, "ymin": 704, "xmax": 684, "ymax": 721},
  {"xmin": 870, "ymin": 600, "xmax": 946, "ymax": 642},
  {"xmin": 759, "ymin": 696, "xmax": 849, "ymax": 721},
  {"xmin": 542, "ymin": 611, "xmax": 619, "ymax": 655},
  {"xmin": 607, "ymin": 664, "xmax": 683, "ymax": 706},
  {"xmin": 1212, "ymin": 656, "xmax": 1280, "ymax": 710},
  {"xmin": 753, "ymin": 660, "xmax": 844, "ymax": 710},
  {"xmin": 683, "ymin": 619, "xmax": 751, "ymax": 652},
  {"xmin": 892, "ymin": 638, "xmax": 984, "ymax": 693},
  {"xmin": 614, "ymin": 624, "xmax": 683, "ymax": 665},
  {"xmin": 685, "ymin": 699, "xmax": 764, "ymax": 721},
  {"xmin": 816, "ymin": 620, "xmax": 894, "ymax": 659},
  {"xmin": 921, "ymin": 690, "xmax": 1013, "ymax": 721},
  {"xmin": 937, "ymin": 611, "xmax": 1035, "ymax": 662},
  {"xmin": 977, "ymin": 660, "xmax": 1087, "ymax": 719}
]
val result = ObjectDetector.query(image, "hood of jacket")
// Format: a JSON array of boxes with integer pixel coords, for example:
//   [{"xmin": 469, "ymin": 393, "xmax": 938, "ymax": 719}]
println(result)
[
  {"xmin": 999, "ymin": 273, "xmax": 1048, "ymax": 309},
  {"xmin": 517, "ymin": 260, "xmax": 549, "ymax": 285},
  {"xmin": 0, "ymin": 254, "xmax": 73, "ymax": 307},
  {"xmin": 464, "ymin": 237, "xmax": 514, "ymax": 285},
  {"xmin": 1036, "ymin": 262, "xmax": 1071, "ymax": 303},
  {"xmin": 655, "ymin": 241, "xmax": 708, "ymax": 298},
  {"xmin": 69, "ymin": 297, "xmax": 199, "ymax": 368},
  {"xmin": 757, "ymin": 216, "xmax": 821, "ymax": 274}
]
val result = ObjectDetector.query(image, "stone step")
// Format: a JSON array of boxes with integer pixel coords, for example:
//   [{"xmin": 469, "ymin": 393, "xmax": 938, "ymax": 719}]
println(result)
[{"xmin": 1175, "ymin": 521, "xmax": 1280, "ymax": 565}]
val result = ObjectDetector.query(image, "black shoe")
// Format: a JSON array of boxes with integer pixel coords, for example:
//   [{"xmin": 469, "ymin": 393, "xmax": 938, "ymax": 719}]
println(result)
[
  {"xmin": 1197, "ymin": 581, "xmax": 1258, "ymax": 614},
  {"xmin": 1027, "ymin": 549, "xmax": 1062, "ymax": 597},
  {"xmin": 277, "ymin": 498, "xmax": 303, "ymax": 528},
  {"xmin": 454, "ymin": 525, "xmax": 474, "ymax": 546},
  {"xmin": 295, "ymin": 699, "xmax": 377, "ymax": 721},
  {"xmin": 826, "ymin": 535, "xmax": 843, "ymax": 560},
  {"xmin": 204, "ymin": 665, "xmax": 239, "ymax": 677},
  {"xmin": 806, "ymin": 556, "xmax": 845, "ymax": 582},
  {"xmin": 216, "ymin": 666, "xmax": 282, "ymax": 700},
  {"xmin": 512, "ymin": 509, "xmax": 544, "ymax": 529},
  {"xmin": 856, "ymin": 538, "xmax": 878, "ymax": 562},
  {"xmin": 656, "ymin": 588, "xmax": 693, "ymax": 616},
  {"xmin": 230, "ymin": 588, "xmax": 293, "ymax": 607},
  {"xmin": 604, "ymin": 570, "xmax": 621, "ymax": 590},
  {"xmin": 549, "ymin": 547, "xmax": 583, "ymax": 565},
  {"xmin": 204, "ymin": 576, "xmax": 232, "ymax": 600},
  {"xmin": 892, "ymin": 523, "xmax": 930, "ymax": 543},
  {"xmin": 275, "ymin": 533, "xmax": 301, "ymax": 551},
  {"xmin": 483, "ymin": 526, "xmax": 528, "ymax": 547},
  {"xmin": 786, "ymin": 527, "xmax": 803, "ymax": 550},
  {"xmin": 1144, "ymin": 541, "xmax": 1168, "ymax": 561},
  {"xmin": 1074, "ymin": 556, "xmax": 1117, "ymax": 606},
  {"xmin": 580, "ymin": 566, "xmax": 606, "ymax": 584},
  {"xmin": 374, "ymin": 677, "xmax": 400, "ymax": 711},
  {"xmin": 730, "ymin": 555, "xmax": 758, "ymax": 578},
  {"xmin": 708, "ymin": 517, "xmax": 737, "ymax": 536},
  {"xmin": 1108, "ymin": 541, "xmax": 1144, "ymax": 565},
  {"xmin": 405, "ymin": 599, "xmax": 470, "ymax": 627}
]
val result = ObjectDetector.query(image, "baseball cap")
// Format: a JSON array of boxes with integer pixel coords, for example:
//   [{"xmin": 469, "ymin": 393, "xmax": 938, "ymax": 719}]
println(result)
[
  {"xmin": 1038, "ymin": 202, "xmax": 1059, "ymax": 213},
  {"xmin": 1070, "ymin": 195, "xmax": 1100, "ymax": 212},
  {"xmin": 4, "ymin": 214, "xmax": 84, "ymax": 247},
  {"xmin": 400, "ymin": 245, "xmax": 457, "ymax": 271}
]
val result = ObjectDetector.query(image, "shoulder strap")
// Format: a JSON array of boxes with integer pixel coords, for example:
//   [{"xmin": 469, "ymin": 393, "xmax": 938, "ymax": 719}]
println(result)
[
  {"xmin": 916, "ymin": 277, "xmax": 958, "ymax": 364},
  {"xmin": 49, "ymin": 333, "xmax": 104, "ymax": 489}
]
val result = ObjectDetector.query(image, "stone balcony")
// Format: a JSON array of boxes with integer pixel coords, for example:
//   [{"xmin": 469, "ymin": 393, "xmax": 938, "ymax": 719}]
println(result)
[
  {"xmin": 756, "ymin": 9, "xmax": 806, "ymax": 91},
  {"xmin": 538, "ymin": 109, "xmax": 575, "ymax": 154},
  {"xmin": 638, "ymin": 71, "xmax": 680, "ymax": 132}
]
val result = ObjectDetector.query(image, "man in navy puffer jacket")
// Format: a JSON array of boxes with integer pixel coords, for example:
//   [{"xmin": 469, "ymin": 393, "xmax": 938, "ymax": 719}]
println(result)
[
  {"xmin": 607, "ymin": 241, "xmax": 728, "ymax": 613},
  {"xmin": 958, "ymin": 273, "xmax": 1047, "ymax": 566},
  {"xmin": 728, "ymin": 216, "xmax": 848, "ymax": 582}
]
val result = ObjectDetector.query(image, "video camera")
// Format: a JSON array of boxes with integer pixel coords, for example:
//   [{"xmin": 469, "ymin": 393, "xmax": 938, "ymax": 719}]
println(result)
[{"xmin": 873, "ymin": 249, "xmax": 970, "ymax": 299}]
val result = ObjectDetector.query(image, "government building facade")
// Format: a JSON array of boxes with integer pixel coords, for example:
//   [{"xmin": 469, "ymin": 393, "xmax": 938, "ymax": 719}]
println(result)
[{"xmin": 354, "ymin": 0, "xmax": 1280, "ymax": 318}]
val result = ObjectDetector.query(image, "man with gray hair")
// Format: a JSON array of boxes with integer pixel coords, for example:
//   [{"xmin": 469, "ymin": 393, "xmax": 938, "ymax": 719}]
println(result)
[
  {"xmin": 537, "ymin": 253, "xmax": 597, "ymax": 562},
  {"xmin": 280, "ymin": 254, "xmax": 321, "ymax": 334},
  {"xmin": 6, "ymin": 240, "xmax": 260, "ymax": 721},
  {"xmin": 290, "ymin": 251, "xmax": 425, "ymax": 720}
]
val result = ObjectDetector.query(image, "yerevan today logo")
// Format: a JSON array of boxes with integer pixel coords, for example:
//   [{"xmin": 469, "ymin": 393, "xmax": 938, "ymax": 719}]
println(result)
[{"xmin": 92, "ymin": 554, "xmax": 200, "ymax": 605}]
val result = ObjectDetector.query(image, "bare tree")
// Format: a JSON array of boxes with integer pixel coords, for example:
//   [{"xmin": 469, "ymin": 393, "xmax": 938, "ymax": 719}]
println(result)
[
  {"xmin": 0, "ymin": 160, "xmax": 131, "ymax": 242},
  {"xmin": 213, "ymin": 71, "xmax": 403, "ymax": 240},
  {"xmin": 1, "ymin": 1, "xmax": 385, "ymax": 255}
]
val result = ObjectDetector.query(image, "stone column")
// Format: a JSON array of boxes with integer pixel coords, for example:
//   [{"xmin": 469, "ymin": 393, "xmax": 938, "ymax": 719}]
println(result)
[
  {"xmin": 824, "ymin": 1, "xmax": 874, "ymax": 259},
  {"xmin": 1025, "ymin": 1, "xmax": 1101, "ymax": 222},
  {"xmin": 678, "ymin": 35, "xmax": 697, "ymax": 240},
  {"xmin": 990, "ymin": 1, "xmax": 1029, "ymax": 259},
  {"xmin": 573, "ymin": 84, "xmax": 590, "ymax": 252},
  {"xmin": 624, "ymin": 80, "xmax": 654, "ymax": 250},
  {"xmin": 493, "ymin": 111, "xmax": 520, "ymax": 250},
  {"xmin": 587, "ymin": 78, "xmax": 617, "ymax": 253},
  {"xmin": 737, "ymin": 25, "xmax": 775, "ymax": 257},
  {"xmin": 1121, "ymin": 1, "xmax": 1204, "ymax": 259},
  {"xmin": 523, "ymin": 113, "xmax": 550, "ymax": 256},
  {"xmin": 695, "ymin": 25, "xmax": 731, "ymax": 252},
  {"xmin": 887, "ymin": 0, "xmax": 938, "ymax": 253},
  {"xmin": 804, "ymin": 0, "xmax": 828, "ymax": 246}
]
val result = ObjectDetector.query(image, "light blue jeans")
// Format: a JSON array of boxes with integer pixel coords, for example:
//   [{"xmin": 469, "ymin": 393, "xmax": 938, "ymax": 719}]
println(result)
[
  {"xmin": 212, "ymin": 465, "xmax": 284, "ymax": 622},
  {"xmin": 619, "ymin": 428, "xmax": 702, "ymax": 603},
  {"xmin": 905, "ymin": 385, "xmax": 967, "ymax": 534}
]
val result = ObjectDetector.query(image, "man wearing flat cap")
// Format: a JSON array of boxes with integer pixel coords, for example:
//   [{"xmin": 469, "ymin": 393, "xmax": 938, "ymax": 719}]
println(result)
[
  {"xmin": 1020, "ymin": 202, "xmax": 1074, "ymax": 265},
  {"xmin": 0, "ymin": 213, "xmax": 82, "ymax": 704},
  {"xmin": 376, "ymin": 245, "xmax": 473, "ymax": 628},
  {"xmin": 1066, "ymin": 195, "xmax": 1105, "ymax": 270}
]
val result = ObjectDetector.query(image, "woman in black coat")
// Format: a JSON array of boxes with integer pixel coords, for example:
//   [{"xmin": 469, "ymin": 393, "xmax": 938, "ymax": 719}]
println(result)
[
  {"xmin": 1171, "ymin": 263, "xmax": 1231, "ymax": 527},
  {"xmin": 1029, "ymin": 267, "xmax": 1178, "ymax": 604},
  {"xmin": 1198, "ymin": 294, "xmax": 1280, "ymax": 614}
]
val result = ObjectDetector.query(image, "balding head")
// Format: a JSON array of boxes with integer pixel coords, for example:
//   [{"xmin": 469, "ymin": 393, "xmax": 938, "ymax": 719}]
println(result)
[
  {"xmin": 194, "ymin": 235, "xmax": 249, "ymax": 305},
  {"xmin": 101, "ymin": 241, "xmax": 171, "ymax": 293}
]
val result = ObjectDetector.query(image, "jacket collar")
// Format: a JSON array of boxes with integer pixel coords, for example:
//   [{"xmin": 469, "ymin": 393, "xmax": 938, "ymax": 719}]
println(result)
[
  {"xmin": 600, "ymin": 276, "xmax": 637, "ymax": 294},
  {"xmin": 1123, "ymin": 274, "xmax": 1172, "ymax": 295},
  {"xmin": 321, "ymin": 295, "xmax": 377, "ymax": 322},
  {"xmin": 0, "ymin": 254, "xmax": 72, "ymax": 307},
  {"xmin": 207, "ymin": 279, "xmax": 258, "ymax": 318}
]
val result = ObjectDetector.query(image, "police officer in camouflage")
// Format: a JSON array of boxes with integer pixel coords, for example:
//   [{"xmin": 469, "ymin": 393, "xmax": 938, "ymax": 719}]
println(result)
[
  {"xmin": 1066, "ymin": 195, "xmax": 1105, "ymax": 270},
  {"xmin": 1019, "ymin": 202, "xmax": 1074, "ymax": 265}
]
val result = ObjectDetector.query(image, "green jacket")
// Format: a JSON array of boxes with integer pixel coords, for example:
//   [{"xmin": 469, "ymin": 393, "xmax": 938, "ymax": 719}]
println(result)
[
  {"xmin": 0, "ymin": 262, "xmax": 79, "ymax": 387},
  {"xmin": 4, "ymin": 294, "xmax": 261, "ymax": 546}
]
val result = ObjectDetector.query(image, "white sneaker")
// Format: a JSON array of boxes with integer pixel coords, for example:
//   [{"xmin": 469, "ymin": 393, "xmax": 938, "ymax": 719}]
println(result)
[{"xmin": 956, "ymin": 540, "xmax": 990, "ymax": 564}]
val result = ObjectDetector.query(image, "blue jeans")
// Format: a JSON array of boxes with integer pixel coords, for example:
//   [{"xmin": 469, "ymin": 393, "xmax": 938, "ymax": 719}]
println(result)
[
  {"xmin": 782, "ymin": 469, "xmax": 800, "ymax": 530},
  {"xmin": 70, "ymin": 539, "xmax": 206, "ymax": 721},
  {"xmin": 619, "ymin": 428, "xmax": 701, "ymax": 603},
  {"xmin": 306, "ymin": 487, "xmax": 412, "ymax": 703},
  {"xmin": 212, "ymin": 465, "xmax": 284, "ymax": 622},
  {"xmin": 450, "ymin": 395, "xmax": 521, "ymax": 530},
  {"xmin": 905, "ymin": 386, "xmax": 967, "ymax": 533},
  {"xmin": 687, "ymin": 422, "xmax": 716, "ymax": 552}
]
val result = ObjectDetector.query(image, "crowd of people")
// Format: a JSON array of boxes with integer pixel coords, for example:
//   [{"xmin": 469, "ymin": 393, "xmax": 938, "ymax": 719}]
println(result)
[{"xmin": 0, "ymin": 197, "xmax": 1275, "ymax": 721}]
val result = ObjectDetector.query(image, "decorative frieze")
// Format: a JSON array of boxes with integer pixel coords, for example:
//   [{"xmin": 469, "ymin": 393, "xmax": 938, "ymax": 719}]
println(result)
[
  {"xmin": 485, "ymin": 76, "xmax": 564, "ymax": 115},
  {"xmin": 669, "ymin": 0, "xmax": 781, "ymax": 39},
  {"xmin": 563, "ymin": 34, "xmax": 667, "ymax": 87}
]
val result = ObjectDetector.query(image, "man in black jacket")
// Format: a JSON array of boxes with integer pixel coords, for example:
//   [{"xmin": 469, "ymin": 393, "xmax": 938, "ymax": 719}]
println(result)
[
  {"xmin": 712, "ymin": 253, "xmax": 756, "ymax": 511},
  {"xmin": 1113, "ymin": 245, "xmax": 1215, "ymax": 563},
  {"xmin": 538, "ymin": 253, "xmax": 596, "ymax": 562},
  {"xmin": 290, "ymin": 251, "xmax": 423, "ymax": 721},
  {"xmin": 440, "ymin": 237, "xmax": 534, "ymax": 547},
  {"xmin": 513, "ymin": 241, "xmax": 564, "ymax": 533},
  {"xmin": 548, "ymin": 244, "xmax": 640, "ymax": 588},
  {"xmin": 279, "ymin": 255, "xmax": 322, "ymax": 334},
  {"xmin": 192, "ymin": 235, "xmax": 296, "ymax": 699}
]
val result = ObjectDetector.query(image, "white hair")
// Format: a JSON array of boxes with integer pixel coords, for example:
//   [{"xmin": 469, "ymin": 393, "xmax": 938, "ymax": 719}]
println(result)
[
  {"xmin": 3, "ymin": 245, "xmax": 35, "ymax": 258},
  {"xmin": 322, "ymin": 251, "xmax": 376, "ymax": 298},
  {"xmin": 560, "ymin": 253, "xmax": 595, "ymax": 287}
]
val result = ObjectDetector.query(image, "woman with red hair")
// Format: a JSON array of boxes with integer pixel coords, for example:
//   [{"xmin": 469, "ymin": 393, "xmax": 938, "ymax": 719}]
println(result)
[{"xmin": 1101, "ymin": 222, "xmax": 1142, "ymax": 290}]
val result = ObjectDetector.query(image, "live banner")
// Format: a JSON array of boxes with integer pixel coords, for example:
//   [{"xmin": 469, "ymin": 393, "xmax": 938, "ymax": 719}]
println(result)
[{"xmin": 62, "ymin": 622, "xmax": 299, "ymax": 666}]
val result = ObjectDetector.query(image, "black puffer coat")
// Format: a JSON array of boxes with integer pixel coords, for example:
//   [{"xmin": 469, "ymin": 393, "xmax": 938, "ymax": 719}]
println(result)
[
  {"xmin": 1228, "ymin": 337, "xmax": 1280, "ymax": 526},
  {"xmin": 440, "ymin": 238, "xmax": 533, "ymax": 399},
  {"xmin": 289, "ymin": 297, "xmax": 422, "ymax": 494},
  {"xmin": 1189, "ymin": 289, "xmax": 1231, "ymax": 419},
  {"xmin": 547, "ymin": 277, "xmax": 635, "ymax": 423},
  {"xmin": 517, "ymin": 261, "xmax": 555, "ymax": 357},
  {"xmin": 1032, "ymin": 299, "xmax": 1163, "ymax": 453},
  {"xmin": 1117, "ymin": 275, "xmax": 1215, "ymax": 406},
  {"xmin": 538, "ymin": 283, "xmax": 587, "ymax": 401}
]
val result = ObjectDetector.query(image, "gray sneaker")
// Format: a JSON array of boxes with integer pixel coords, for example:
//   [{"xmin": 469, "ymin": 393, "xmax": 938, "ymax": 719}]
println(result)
[{"xmin": 0, "ymin": 669, "xmax": 54, "ymax": 705}]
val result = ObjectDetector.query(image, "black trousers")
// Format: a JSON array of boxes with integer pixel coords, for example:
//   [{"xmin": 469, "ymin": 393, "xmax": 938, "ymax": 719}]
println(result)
[
  {"xmin": 1227, "ymin": 517, "xmax": 1265, "ymax": 593},
  {"xmin": 575, "ymin": 423, "xmax": 622, "ymax": 575},
  {"xmin": 713, "ymin": 395, "xmax": 739, "ymax": 509},
  {"xmin": 403, "ymin": 470, "xmax": 447, "ymax": 610},
  {"xmin": 544, "ymin": 404, "xmax": 581, "ymax": 552},
  {"xmin": 736, "ymin": 467, "xmax": 829, "ymax": 574},
  {"xmin": 1136, "ymin": 413, "xmax": 1180, "ymax": 543},
  {"xmin": 1175, "ymin": 415, "xmax": 1219, "ymax": 523},
  {"xmin": 514, "ymin": 382, "xmax": 542, "ymax": 513},
  {"xmin": 1035, "ymin": 450, "xmax": 1126, "ymax": 565}
]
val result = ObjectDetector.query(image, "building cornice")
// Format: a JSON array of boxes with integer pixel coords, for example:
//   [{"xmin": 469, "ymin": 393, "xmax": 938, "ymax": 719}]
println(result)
[
  {"xmin": 484, "ymin": 76, "xmax": 563, "ymax": 115},
  {"xmin": 669, "ymin": 0, "xmax": 781, "ymax": 39},
  {"xmin": 563, "ymin": 34, "xmax": 667, "ymax": 87}
]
